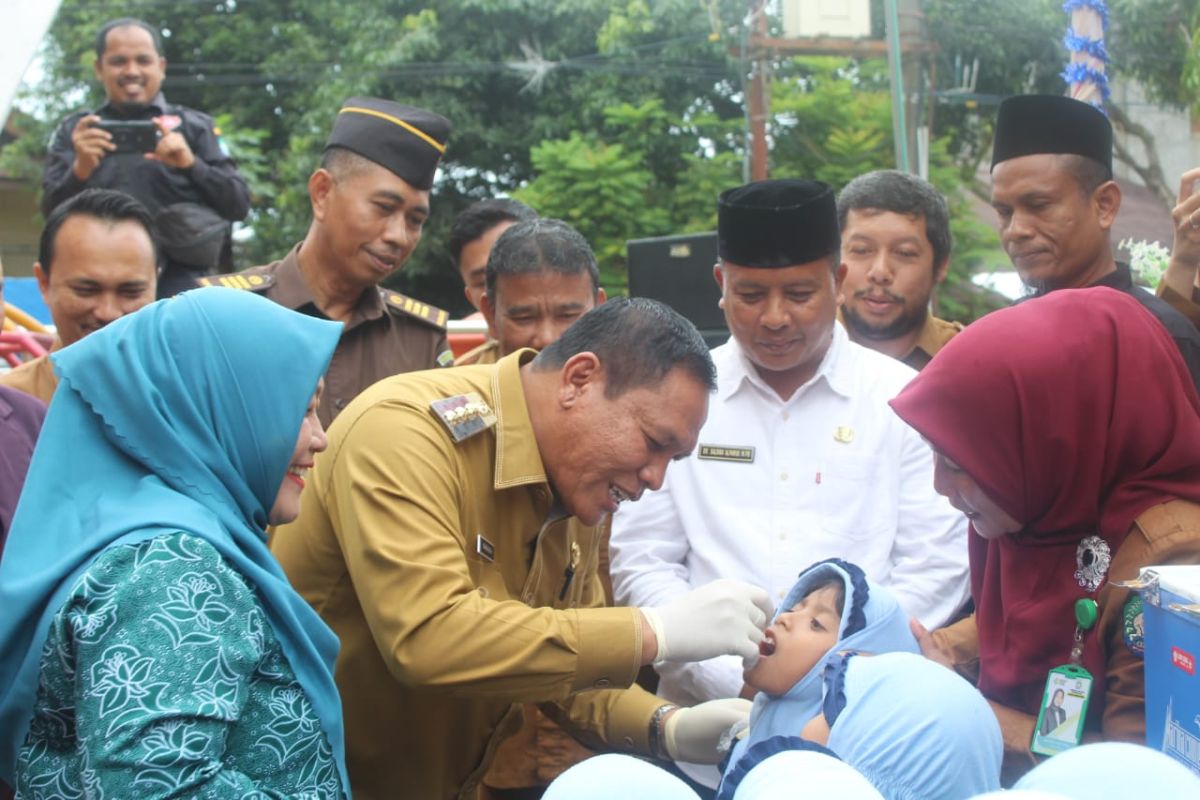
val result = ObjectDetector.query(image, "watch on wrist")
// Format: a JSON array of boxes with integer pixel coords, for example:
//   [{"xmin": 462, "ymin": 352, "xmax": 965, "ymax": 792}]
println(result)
[{"xmin": 648, "ymin": 703, "xmax": 680, "ymax": 760}]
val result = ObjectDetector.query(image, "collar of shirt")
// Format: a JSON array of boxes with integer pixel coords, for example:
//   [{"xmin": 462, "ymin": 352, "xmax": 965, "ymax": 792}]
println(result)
[
  {"xmin": 97, "ymin": 92, "xmax": 169, "ymax": 118},
  {"xmin": 272, "ymin": 243, "xmax": 387, "ymax": 332},
  {"xmin": 490, "ymin": 348, "xmax": 550, "ymax": 491},
  {"xmin": 903, "ymin": 313, "xmax": 963, "ymax": 370},
  {"xmin": 1090, "ymin": 261, "xmax": 1133, "ymax": 291},
  {"xmin": 717, "ymin": 323, "xmax": 853, "ymax": 405}
]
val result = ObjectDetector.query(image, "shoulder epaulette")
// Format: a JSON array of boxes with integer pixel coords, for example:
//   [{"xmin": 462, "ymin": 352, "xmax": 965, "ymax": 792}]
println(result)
[
  {"xmin": 382, "ymin": 290, "xmax": 448, "ymax": 329},
  {"xmin": 196, "ymin": 272, "xmax": 274, "ymax": 292},
  {"xmin": 430, "ymin": 392, "xmax": 497, "ymax": 443}
]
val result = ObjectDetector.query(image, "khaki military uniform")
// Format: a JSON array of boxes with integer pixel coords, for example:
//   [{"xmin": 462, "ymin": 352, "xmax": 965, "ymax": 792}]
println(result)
[
  {"xmin": 271, "ymin": 351, "xmax": 664, "ymax": 800},
  {"xmin": 0, "ymin": 354, "xmax": 58, "ymax": 404},
  {"xmin": 455, "ymin": 338, "xmax": 500, "ymax": 367},
  {"xmin": 200, "ymin": 244, "xmax": 452, "ymax": 426}
]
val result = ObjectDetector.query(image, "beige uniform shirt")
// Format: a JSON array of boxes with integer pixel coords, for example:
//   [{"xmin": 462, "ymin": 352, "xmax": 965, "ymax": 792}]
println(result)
[
  {"xmin": 271, "ymin": 351, "xmax": 663, "ymax": 800},
  {"xmin": 201, "ymin": 244, "xmax": 452, "ymax": 425},
  {"xmin": 901, "ymin": 314, "xmax": 964, "ymax": 371},
  {"xmin": 0, "ymin": 354, "xmax": 58, "ymax": 404},
  {"xmin": 454, "ymin": 338, "xmax": 500, "ymax": 367}
]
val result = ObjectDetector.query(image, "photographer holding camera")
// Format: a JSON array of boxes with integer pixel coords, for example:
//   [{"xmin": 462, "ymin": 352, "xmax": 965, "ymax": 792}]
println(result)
[{"xmin": 41, "ymin": 17, "xmax": 250, "ymax": 280}]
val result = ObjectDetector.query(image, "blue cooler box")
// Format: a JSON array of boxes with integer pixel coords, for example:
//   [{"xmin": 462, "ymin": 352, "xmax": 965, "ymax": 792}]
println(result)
[{"xmin": 1140, "ymin": 565, "xmax": 1200, "ymax": 776}]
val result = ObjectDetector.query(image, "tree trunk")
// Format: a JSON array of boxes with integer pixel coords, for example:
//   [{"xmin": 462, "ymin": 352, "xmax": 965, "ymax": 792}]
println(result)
[{"xmin": 1108, "ymin": 99, "xmax": 1176, "ymax": 208}]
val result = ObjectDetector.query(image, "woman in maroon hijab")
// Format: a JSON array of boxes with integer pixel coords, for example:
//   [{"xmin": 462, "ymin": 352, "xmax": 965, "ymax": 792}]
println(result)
[{"xmin": 889, "ymin": 287, "xmax": 1200, "ymax": 782}]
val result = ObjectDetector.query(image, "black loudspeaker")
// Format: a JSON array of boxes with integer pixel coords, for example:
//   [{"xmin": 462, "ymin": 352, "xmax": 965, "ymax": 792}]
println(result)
[{"xmin": 626, "ymin": 231, "xmax": 729, "ymax": 347}]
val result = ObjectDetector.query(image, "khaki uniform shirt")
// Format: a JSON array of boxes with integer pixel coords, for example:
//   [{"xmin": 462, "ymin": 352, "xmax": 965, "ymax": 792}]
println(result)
[
  {"xmin": 900, "ymin": 314, "xmax": 964, "ymax": 371},
  {"xmin": 455, "ymin": 338, "xmax": 500, "ymax": 367},
  {"xmin": 201, "ymin": 244, "xmax": 452, "ymax": 426},
  {"xmin": 1157, "ymin": 281, "xmax": 1200, "ymax": 330},
  {"xmin": 837, "ymin": 311, "xmax": 962, "ymax": 372},
  {"xmin": 0, "ymin": 355, "xmax": 58, "ymax": 404},
  {"xmin": 933, "ymin": 499, "xmax": 1200, "ymax": 781},
  {"xmin": 271, "ymin": 351, "xmax": 663, "ymax": 800}
]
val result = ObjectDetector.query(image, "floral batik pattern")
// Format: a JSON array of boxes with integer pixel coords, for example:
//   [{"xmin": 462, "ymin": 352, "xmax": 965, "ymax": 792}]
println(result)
[{"xmin": 15, "ymin": 532, "xmax": 343, "ymax": 799}]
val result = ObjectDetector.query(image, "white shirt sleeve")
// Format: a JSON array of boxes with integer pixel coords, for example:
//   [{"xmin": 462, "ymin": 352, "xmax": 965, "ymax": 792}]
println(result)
[
  {"xmin": 884, "ymin": 420, "xmax": 971, "ymax": 628},
  {"xmin": 610, "ymin": 477, "xmax": 693, "ymax": 609},
  {"xmin": 610, "ymin": 475, "xmax": 748, "ymax": 704}
]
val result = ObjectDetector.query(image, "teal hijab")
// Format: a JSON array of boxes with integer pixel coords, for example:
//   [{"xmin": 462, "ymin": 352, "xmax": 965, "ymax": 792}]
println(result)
[{"xmin": 0, "ymin": 287, "xmax": 348, "ymax": 793}]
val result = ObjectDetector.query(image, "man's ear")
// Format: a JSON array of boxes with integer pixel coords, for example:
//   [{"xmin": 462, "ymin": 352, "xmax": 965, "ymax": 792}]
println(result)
[
  {"xmin": 1094, "ymin": 180, "xmax": 1121, "ymax": 230},
  {"xmin": 480, "ymin": 292, "xmax": 499, "ymax": 340},
  {"xmin": 309, "ymin": 169, "xmax": 335, "ymax": 221},
  {"xmin": 34, "ymin": 263, "xmax": 50, "ymax": 297},
  {"xmin": 833, "ymin": 262, "xmax": 848, "ymax": 303},
  {"xmin": 713, "ymin": 263, "xmax": 726, "ymax": 310},
  {"xmin": 557, "ymin": 352, "xmax": 602, "ymax": 408},
  {"xmin": 933, "ymin": 256, "xmax": 950, "ymax": 286}
]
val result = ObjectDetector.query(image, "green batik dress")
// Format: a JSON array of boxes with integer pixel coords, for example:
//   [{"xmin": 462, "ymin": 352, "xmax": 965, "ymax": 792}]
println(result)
[{"xmin": 15, "ymin": 532, "xmax": 344, "ymax": 799}]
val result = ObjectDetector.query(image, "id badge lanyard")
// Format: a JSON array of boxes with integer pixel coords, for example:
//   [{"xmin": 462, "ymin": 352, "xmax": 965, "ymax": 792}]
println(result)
[{"xmin": 1031, "ymin": 598, "xmax": 1097, "ymax": 757}]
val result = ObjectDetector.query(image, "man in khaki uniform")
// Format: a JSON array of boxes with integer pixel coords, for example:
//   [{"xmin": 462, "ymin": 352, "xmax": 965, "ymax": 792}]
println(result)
[
  {"xmin": 464, "ymin": 219, "xmax": 606, "ymax": 798},
  {"xmin": 836, "ymin": 170, "xmax": 962, "ymax": 370},
  {"xmin": 0, "ymin": 189, "xmax": 157, "ymax": 404},
  {"xmin": 449, "ymin": 198, "xmax": 538, "ymax": 367},
  {"xmin": 204, "ymin": 97, "xmax": 453, "ymax": 425},
  {"xmin": 273, "ymin": 298, "xmax": 773, "ymax": 800}
]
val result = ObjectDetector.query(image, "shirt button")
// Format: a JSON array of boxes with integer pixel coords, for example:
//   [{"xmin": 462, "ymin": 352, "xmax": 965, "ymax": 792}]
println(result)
[
  {"xmin": 334, "ymin": 398, "xmax": 346, "ymax": 410},
  {"xmin": 782, "ymin": 411, "xmax": 790, "ymax": 421},
  {"xmin": 594, "ymin": 678, "xmax": 611, "ymax": 689},
  {"xmin": 623, "ymin": 736, "xmax": 635, "ymax": 748},
  {"xmin": 779, "ymin": 472, "xmax": 788, "ymax": 481},
  {"xmin": 478, "ymin": 587, "xmax": 489, "ymax": 598}
]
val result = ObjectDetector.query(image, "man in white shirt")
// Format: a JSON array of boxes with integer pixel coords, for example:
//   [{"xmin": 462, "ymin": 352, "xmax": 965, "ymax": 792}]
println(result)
[{"xmin": 610, "ymin": 179, "xmax": 969, "ymax": 790}]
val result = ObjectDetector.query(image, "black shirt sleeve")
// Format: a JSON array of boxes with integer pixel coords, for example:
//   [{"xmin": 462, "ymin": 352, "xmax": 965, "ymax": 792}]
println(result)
[
  {"xmin": 41, "ymin": 113, "xmax": 90, "ymax": 217},
  {"xmin": 180, "ymin": 109, "xmax": 251, "ymax": 222}
]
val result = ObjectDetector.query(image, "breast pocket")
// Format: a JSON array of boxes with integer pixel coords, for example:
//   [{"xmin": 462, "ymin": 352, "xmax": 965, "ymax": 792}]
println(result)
[{"xmin": 815, "ymin": 453, "xmax": 891, "ymax": 541}]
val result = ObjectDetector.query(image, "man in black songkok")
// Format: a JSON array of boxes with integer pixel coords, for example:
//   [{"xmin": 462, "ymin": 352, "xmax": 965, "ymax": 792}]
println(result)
[{"xmin": 990, "ymin": 94, "xmax": 1200, "ymax": 392}]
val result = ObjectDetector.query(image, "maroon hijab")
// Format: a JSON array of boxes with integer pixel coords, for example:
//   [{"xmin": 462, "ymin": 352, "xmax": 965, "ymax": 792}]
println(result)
[{"xmin": 890, "ymin": 287, "xmax": 1200, "ymax": 716}]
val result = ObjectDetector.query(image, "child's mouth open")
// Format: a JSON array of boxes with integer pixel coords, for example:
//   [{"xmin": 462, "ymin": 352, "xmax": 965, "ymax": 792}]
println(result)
[{"xmin": 759, "ymin": 631, "xmax": 777, "ymax": 657}]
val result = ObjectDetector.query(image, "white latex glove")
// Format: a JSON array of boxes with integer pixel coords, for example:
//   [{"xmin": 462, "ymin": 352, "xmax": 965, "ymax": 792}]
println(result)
[
  {"xmin": 641, "ymin": 579, "xmax": 772, "ymax": 667},
  {"xmin": 665, "ymin": 698, "xmax": 754, "ymax": 764}
]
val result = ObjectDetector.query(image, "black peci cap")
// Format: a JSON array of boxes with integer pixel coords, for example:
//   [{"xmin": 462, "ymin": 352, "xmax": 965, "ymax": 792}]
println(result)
[
  {"xmin": 325, "ymin": 97, "xmax": 451, "ymax": 190},
  {"xmin": 991, "ymin": 95, "xmax": 1112, "ymax": 175},
  {"xmin": 718, "ymin": 179, "xmax": 840, "ymax": 268}
]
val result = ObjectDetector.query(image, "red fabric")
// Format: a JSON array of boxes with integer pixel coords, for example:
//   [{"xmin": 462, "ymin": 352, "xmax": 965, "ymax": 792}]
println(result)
[{"xmin": 889, "ymin": 287, "xmax": 1200, "ymax": 719}]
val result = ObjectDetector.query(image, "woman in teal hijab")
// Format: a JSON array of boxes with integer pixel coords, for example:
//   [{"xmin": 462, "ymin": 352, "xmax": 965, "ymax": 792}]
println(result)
[{"xmin": 0, "ymin": 287, "xmax": 349, "ymax": 798}]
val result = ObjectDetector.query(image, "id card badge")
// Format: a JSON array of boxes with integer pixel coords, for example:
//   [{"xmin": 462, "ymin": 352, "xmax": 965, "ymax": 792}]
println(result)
[{"xmin": 1030, "ymin": 663, "xmax": 1093, "ymax": 756}]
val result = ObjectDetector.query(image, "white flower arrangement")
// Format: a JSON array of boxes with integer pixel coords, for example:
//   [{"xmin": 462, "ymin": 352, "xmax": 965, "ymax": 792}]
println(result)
[{"xmin": 1120, "ymin": 238, "xmax": 1171, "ymax": 287}]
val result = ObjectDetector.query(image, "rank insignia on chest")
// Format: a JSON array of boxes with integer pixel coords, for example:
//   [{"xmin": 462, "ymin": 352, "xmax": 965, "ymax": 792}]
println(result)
[{"xmin": 431, "ymin": 392, "xmax": 497, "ymax": 442}]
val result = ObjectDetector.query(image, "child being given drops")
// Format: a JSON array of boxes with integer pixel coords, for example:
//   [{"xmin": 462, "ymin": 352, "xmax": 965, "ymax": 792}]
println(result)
[
  {"xmin": 718, "ymin": 559, "xmax": 1003, "ymax": 800},
  {"xmin": 716, "ymin": 558, "xmax": 919, "ymax": 799}
]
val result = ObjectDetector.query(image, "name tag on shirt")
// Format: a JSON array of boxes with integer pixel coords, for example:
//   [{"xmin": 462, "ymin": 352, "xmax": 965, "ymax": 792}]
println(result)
[{"xmin": 698, "ymin": 444, "xmax": 755, "ymax": 463}]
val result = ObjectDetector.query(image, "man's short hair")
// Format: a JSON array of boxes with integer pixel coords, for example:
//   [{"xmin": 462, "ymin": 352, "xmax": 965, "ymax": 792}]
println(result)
[
  {"xmin": 533, "ymin": 297, "xmax": 716, "ymax": 397},
  {"xmin": 837, "ymin": 170, "xmax": 953, "ymax": 271},
  {"xmin": 485, "ymin": 218, "xmax": 601, "ymax": 298},
  {"xmin": 320, "ymin": 146, "xmax": 380, "ymax": 182},
  {"xmin": 95, "ymin": 18, "xmax": 163, "ymax": 58},
  {"xmin": 1057, "ymin": 154, "xmax": 1112, "ymax": 197},
  {"xmin": 449, "ymin": 199, "xmax": 538, "ymax": 265},
  {"xmin": 39, "ymin": 189, "xmax": 158, "ymax": 276}
]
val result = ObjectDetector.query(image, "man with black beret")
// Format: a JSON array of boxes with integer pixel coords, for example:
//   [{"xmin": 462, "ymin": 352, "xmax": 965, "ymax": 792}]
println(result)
[
  {"xmin": 989, "ymin": 94, "xmax": 1200, "ymax": 392},
  {"xmin": 205, "ymin": 97, "xmax": 454, "ymax": 426},
  {"xmin": 610, "ymin": 179, "xmax": 969, "ymax": 793}
]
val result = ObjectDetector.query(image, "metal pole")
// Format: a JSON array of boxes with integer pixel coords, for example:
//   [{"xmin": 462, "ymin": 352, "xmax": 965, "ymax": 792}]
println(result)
[{"xmin": 884, "ymin": 0, "xmax": 911, "ymax": 173}]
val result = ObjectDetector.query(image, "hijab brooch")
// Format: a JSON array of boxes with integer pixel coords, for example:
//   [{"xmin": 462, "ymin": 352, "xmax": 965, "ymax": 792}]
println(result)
[{"xmin": 1074, "ymin": 535, "xmax": 1111, "ymax": 592}]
